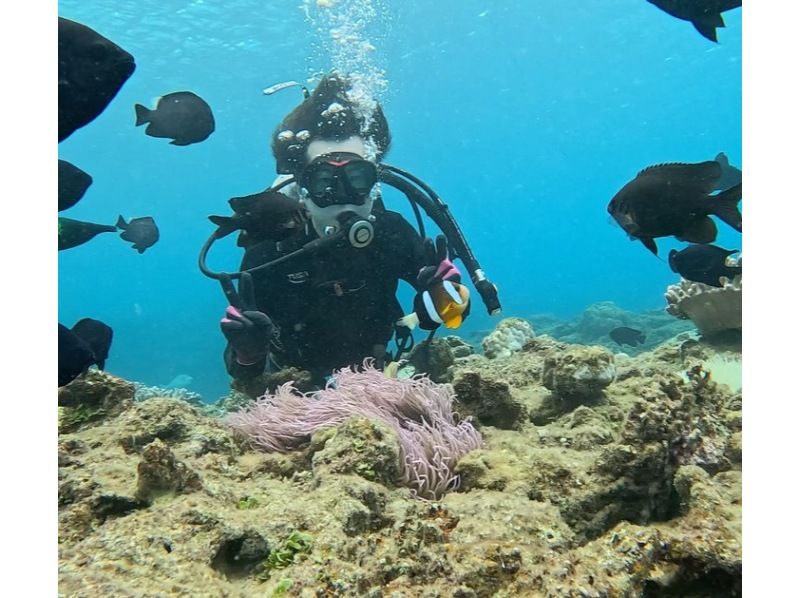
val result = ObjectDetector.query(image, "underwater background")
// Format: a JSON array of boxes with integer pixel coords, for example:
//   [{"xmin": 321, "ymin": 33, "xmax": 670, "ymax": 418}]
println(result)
[{"xmin": 57, "ymin": 0, "xmax": 742, "ymax": 401}]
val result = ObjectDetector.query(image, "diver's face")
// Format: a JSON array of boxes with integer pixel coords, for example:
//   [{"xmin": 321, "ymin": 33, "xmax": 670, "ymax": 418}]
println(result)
[
  {"xmin": 299, "ymin": 152, "xmax": 378, "ymax": 208},
  {"xmin": 299, "ymin": 137, "xmax": 377, "ymax": 237}
]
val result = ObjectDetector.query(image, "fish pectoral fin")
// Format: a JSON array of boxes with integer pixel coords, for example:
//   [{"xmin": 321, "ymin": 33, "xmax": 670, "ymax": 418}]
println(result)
[
  {"xmin": 679, "ymin": 217, "xmax": 718, "ymax": 244},
  {"xmin": 640, "ymin": 237, "xmax": 659, "ymax": 256},
  {"xmin": 397, "ymin": 313, "xmax": 419, "ymax": 330}
]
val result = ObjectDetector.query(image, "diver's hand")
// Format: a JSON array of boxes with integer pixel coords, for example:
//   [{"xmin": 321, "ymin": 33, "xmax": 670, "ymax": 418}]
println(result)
[
  {"xmin": 219, "ymin": 272, "xmax": 273, "ymax": 365},
  {"xmin": 416, "ymin": 235, "xmax": 462, "ymax": 288},
  {"xmin": 402, "ymin": 235, "xmax": 471, "ymax": 331}
]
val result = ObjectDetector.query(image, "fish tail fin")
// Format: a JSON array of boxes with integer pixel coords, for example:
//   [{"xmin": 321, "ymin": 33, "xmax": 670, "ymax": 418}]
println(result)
[
  {"xmin": 116, "ymin": 215, "xmax": 127, "ymax": 229},
  {"xmin": 443, "ymin": 314, "xmax": 464, "ymax": 329},
  {"xmin": 396, "ymin": 313, "xmax": 419, "ymax": 330},
  {"xmin": 692, "ymin": 17, "xmax": 722, "ymax": 42},
  {"xmin": 712, "ymin": 183, "xmax": 742, "ymax": 232},
  {"xmin": 134, "ymin": 104, "xmax": 151, "ymax": 126}
]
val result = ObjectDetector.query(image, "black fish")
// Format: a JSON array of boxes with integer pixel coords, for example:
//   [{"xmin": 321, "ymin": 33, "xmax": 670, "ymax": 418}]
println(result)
[
  {"xmin": 70, "ymin": 318, "xmax": 114, "ymax": 369},
  {"xmin": 59, "ymin": 17, "xmax": 136, "ymax": 142},
  {"xmin": 59, "ymin": 217, "xmax": 117, "ymax": 250},
  {"xmin": 609, "ymin": 326, "xmax": 646, "ymax": 347},
  {"xmin": 713, "ymin": 153, "xmax": 742, "ymax": 192},
  {"xmin": 134, "ymin": 91, "xmax": 215, "ymax": 146},
  {"xmin": 59, "ymin": 324, "xmax": 95, "ymax": 387},
  {"xmin": 607, "ymin": 161, "xmax": 742, "ymax": 255},
  {"xmin": 117, "ymin": 215, "xmax": 159, "ymax": 253},
  {"xmin": 647, "ymin": 0, "xmax": 742, "ymax": 43},
  {"xmin": 58, "ymin": 160, "xmax": 93, "ymax": 211},
  {"xmin": 669, "ymin": 244, "xmax": 741, "ymax": 287},
  {"xmin": 209, "ymin": 190, "xmax": 307, "ymax": 247}
]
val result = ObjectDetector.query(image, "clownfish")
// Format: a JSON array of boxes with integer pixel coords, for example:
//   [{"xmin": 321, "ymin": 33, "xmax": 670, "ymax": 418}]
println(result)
[{"xmin": 397, "ymin": 280, "xmax": 470, "ymax": 331}]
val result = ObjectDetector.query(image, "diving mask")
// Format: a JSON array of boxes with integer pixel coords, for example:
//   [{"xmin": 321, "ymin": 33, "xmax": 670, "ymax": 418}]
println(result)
[{"xmin": 298, "ymin": 152, "xmax": 378, "ymax": 208}]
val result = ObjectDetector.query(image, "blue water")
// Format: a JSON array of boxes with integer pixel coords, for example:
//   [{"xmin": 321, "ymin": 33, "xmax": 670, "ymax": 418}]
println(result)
[{"xmin": 58, "ymin": 0, "xmax": 742, "ymax": 401}]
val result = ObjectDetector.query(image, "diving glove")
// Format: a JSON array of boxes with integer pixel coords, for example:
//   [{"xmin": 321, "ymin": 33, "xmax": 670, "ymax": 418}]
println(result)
[
  {"xmin": 219, "ymin": 272, "xmax": 274, "ymax": 365},
  {"xmin": 221, "ymin": 307, "xmax": 274, "ymax": 365},
  {"xmin": 416, "ymin": 234, "xmax": 462, "ymax": 288},
  {"xmin": 399, "ymin": 235, "xmax": 471, "ymax": 331}
]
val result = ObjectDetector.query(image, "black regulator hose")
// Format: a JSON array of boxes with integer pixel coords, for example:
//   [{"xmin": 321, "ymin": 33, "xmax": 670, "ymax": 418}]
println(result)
[
  {"xmin": 379, "ymin": 166, "xmax": 502, "ymax": 316},
  {"xmin": 198, "ymin": 211, "xmax": 368, "ymax": 281}
]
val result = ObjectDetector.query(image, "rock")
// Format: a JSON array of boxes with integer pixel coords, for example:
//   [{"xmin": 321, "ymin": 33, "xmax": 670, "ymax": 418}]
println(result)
[
  {"xmin": 58, "ymin": 370, "xmax": 135, "ymax": 432},
  {"xmin": 232, "ymin": 366, "xmax": 317, "ymax": 399},
  {"xmin": 444, "ymin": 335, "xmax": 475, "ymax": 358},
  {"xmin": 481, "ymin": 317, "xmax": 535, "ymax": 359},
  {"xmin": 541, "ymin": 346, "xmax": 616, "ymax": 405},
  {"xmin": 309, "ymin": 417, "xmax": 402, "ymax": 487},
  {"xmin": 406, "ymin": 338, "xmax": 455, "ymax": 383},
  {"xmin": 116, "ymin": 398, "xmax": 242, "ymax": 458},
  {"xmin": 452, "ymin": 370, "xmax": 527, "ymax": 429},
  {"xmin": 725, "ymin": 431, "xmax": 742, "ymax": 464},
  {"xmin": 136, "ymin": 438, "xmax": 203, "ymax": 501}
]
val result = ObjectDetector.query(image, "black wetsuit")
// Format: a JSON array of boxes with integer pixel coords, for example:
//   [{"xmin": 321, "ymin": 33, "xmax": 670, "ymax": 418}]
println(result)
[{"xmin": 224, "ymin": 208, "xmax": 427, "ymax": 384}]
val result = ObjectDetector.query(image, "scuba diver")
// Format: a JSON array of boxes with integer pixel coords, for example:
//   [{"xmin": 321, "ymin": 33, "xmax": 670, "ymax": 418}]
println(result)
[{"xmin": 200, "ymin": 73, "xmax": 500, "ymax": 391}]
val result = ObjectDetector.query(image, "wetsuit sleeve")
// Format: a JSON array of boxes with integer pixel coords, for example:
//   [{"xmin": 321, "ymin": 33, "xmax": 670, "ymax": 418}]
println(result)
[{"xmin": 389, "ymin": 214, "xmax": 428, "ymax": 290}]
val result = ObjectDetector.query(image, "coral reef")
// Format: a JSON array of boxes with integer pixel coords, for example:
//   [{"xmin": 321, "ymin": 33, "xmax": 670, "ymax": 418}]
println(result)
[
  {"xmin": 59, "ymin": 333, "xmax": 741, "ymax": 597},
  {"xmin": 202, "ymin": 389, "xmax": 255, "ymax": 417},
  {"xmin": 133, "ymin": 381, "xmax": 204, "ymax": 406},
  {"xmin": 530, "ymin": 301, "xmax": 695, "ymax": 356},
  {"xmin": 481, "ymin": 317, "xmax": 535, "ymax": 359},
  {"xmin": 665, "ymin": 274, "xmax": 742, "ymax": 338}
]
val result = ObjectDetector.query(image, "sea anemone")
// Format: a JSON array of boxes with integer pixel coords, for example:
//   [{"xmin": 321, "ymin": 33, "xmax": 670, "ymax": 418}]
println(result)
[{"xmin": 225, "ymin": 361, "xmax": 482, "ymax": 500}]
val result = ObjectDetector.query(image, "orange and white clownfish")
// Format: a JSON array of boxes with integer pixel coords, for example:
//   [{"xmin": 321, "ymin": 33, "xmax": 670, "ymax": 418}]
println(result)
[{"xmin": 397, "ymin": 280, "xmax": 470, "ymax": 331}]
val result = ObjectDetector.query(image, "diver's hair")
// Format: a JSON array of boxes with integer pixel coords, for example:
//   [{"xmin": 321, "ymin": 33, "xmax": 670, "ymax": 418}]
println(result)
[{"xmin": 271, "ymin": 72, "xmax": 391, "ymax": 174}]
